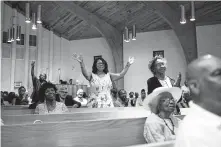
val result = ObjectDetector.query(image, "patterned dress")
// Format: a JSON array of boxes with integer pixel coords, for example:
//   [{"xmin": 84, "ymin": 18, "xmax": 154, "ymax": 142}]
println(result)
[
  {"xmin": 87, "ymin": 73, "xmax": 114, "ymax": 108},
  {"xmin": 34, "ymin": 101, "xmax": 69, "ymax": 114}
]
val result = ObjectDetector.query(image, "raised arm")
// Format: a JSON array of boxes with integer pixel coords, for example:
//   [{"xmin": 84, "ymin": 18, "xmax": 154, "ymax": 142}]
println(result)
[
  {"xmin": 31, "ymin": 61, "xmax": 36, "ymax": 78},
  {"xmin": 110, "ymin": 56, "xmax": 135, "ymax": 81},
  {"xmin": 73, "ymin": 53, "xmax": 92, "ymax": 81},
  {"xmin": 174, "ymin": 72, "xmax": 181, "ymax": 87}
]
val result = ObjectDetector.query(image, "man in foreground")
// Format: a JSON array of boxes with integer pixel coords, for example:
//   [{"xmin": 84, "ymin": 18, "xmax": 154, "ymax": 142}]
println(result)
[{"xmin": 175, "ymin": 54, "xmax": 221, "ymax": 147}]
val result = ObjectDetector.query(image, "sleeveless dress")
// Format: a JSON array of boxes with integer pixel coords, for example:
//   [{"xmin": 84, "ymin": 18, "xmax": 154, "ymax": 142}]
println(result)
[{"xmin": 87, "ymin": 73, "xmax": 114, "ymax": 108}]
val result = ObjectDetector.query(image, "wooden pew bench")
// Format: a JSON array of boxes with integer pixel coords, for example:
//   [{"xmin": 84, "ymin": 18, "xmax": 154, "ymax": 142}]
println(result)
[
  {"xmin": 2, "ymin": 117, "xmax": 148, "ymax": 147},
  {"xmin": 1, "ymin": 106, "xmax": 146, "ymax": 115},
  {"xmin": 2, "ymin": 108, "xmax": 150, "ymax": 125}
]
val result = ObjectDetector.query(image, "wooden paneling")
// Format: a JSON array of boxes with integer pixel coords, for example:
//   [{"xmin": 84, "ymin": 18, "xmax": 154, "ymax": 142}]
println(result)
[{"xmin": 2, "ymin": 117, "xmax": 147, "ymax": 147}]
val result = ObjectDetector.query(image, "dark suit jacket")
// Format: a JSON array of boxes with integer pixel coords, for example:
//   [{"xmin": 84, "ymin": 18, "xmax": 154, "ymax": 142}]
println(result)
[{"xmin": 147, "ymin": 76, "xmax": 175, "ymax": 94}]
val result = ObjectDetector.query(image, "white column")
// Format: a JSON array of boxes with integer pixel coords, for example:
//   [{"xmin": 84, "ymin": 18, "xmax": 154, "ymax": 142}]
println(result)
[
  {"xmin": 24, "ymin": 20, "xmax": 30, "ymax": 89},
  {"xmin": 37, "ymin": 23, "xmax": 42, "ymax": 76},
  {"xmin": 48, "ymin": 30, "xmax": 54, "ymax": 82},
  {"xmin": 0, "ymin": 2, "xmax": 5, "ymax": 91},
  {"xmin": 10, "ymin": 9, "xmax": 17, "ymax": 91}
]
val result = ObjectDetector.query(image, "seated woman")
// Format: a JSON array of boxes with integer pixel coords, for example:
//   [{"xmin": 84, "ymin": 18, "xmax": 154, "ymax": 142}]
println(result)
[
  {"xmin": 74, "ymin": 89, "xmax": 88, "ymax": 107},
  {"xmin": 143, "ymin": 87, "xmax": 182, "ymax": 143},
  {"xmin": 114, "ymin": 89, "xmax": 129, "ymax": 107},
  {"xmin": 35, "ymin": 82, "xmax": 69, "ymax": 114},
  {"xmin": 12, "ymin": 86, "xmax": 30, "ymax": 105}
]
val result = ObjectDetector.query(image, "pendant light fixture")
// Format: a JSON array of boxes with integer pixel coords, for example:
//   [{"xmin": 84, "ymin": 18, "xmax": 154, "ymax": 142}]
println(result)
[
  {"xmin": 132, "ymin": 25, "xmax": 136, "ymax": 40},
  {"xmin": 16, "ymin": 26, "xmax": 21, "ymax": 41},
  {"xmin": 32, "ymin": 13, "xmax": 37, "ymax": 30},
  {"xmin": 124, "ymin": 27, "xmax": 130, "ymax": 42},
  {"xmin": 11, "ymin": 27, "xmax": 15, "ymax": 42},
  {"xmin": 190, "ymin": 1, "xmax": 195, "ymax": 21},
  {"xmin": 25, "ymin": 3, "xmax": 31, "ymax": 23},
  {"xmin": 7, "ymin": 29, "xmax": 11, "ymax": 42},
  {"xmin": 180, "ymin": 5, "xmax": 186, "ymax": 24},
  {"xmin": 37, "ymin": 5, "xmax": 42, "ymax": 24}
]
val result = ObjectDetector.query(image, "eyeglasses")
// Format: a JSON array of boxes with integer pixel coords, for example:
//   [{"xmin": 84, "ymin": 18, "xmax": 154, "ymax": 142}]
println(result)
[
  {"xmin": 160, "ymin": 98, "xmax": 175, "ymax": 103},
  {"xmin": 97, "ymin": 63, "xmax": 104, "ymax": 65}
]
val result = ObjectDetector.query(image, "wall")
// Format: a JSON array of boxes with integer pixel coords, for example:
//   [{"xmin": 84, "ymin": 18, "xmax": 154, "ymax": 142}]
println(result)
[{"xmin": 196, "ymin": 24, "xmax": 221, "ymax": 58}]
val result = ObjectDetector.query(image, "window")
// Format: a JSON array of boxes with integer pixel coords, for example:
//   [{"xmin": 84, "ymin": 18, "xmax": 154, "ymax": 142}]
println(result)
[
  {"xmin": 29, "ymin": 35, "xmax": 37, "ymax": 46},
  {"xmin": 2, "ymin": 32, "xmax": 10, "ymax": 44},
  {"xmin": 17, "ymin": 34, "xmax": 25, "ymax": 45},
  {"xmin": 2, "ymin": 31, "xmax": 25, "ymax": 45}
]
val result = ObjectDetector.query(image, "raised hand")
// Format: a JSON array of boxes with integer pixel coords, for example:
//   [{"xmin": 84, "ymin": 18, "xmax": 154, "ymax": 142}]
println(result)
[
  {"xmin": 128, "ymin": 56, "xmax": 135, "ymax": 65},
  {"xmin": 31, "ymin": 61, "xmax": 35, "ymax": 67},
  {"xmin": 73, "ymin": 53, "xmax": 83, "ymax": 63}
]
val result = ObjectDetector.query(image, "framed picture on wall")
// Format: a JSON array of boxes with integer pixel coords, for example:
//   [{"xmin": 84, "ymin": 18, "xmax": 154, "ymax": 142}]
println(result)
[
  {"xmin": 94, "ymin": 55, "xmax": 102, "ymax": 61},
  {"xmin": 153, "ymin": 50, "xmax": 164, "ymax": 58}
]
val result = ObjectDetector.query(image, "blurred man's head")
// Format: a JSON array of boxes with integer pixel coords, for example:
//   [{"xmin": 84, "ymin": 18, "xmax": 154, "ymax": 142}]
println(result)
[
  {"xmin": 58, "ymin": 87, "xmax": 68, "ymax": 99},
  {"xmin": 39, "ymin": 73, "xmax": 47, "ymax": 82},
  {"xmin": 187, "ymin": 55, "xmax": 221, "ymax": 116},
  {"xmin": 118, "ymin": 89, "xmax": 128, "ymax": 102},
  {"xmin": 129, "ymin": 92, "xmax": 134, "ymax": 98}
]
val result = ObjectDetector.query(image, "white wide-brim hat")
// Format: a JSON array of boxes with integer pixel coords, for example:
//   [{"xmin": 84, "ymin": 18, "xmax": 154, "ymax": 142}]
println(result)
[{"xmin": 143, "ymin": 87, "xmax": 182, "ymax": 114}]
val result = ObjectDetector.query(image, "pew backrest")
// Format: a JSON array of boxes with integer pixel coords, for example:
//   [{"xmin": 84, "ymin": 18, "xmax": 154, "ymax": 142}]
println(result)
[
  {"xmin": 2, "ymin": 109, "xmax": 150, "ymax": 125},
  {"xmin": 1, "ymin": 106, "xmax": 147, "ymax": 115},
  {"xmin": 2, "ymin": 117, "xmax": 147, "ymax": 147}
]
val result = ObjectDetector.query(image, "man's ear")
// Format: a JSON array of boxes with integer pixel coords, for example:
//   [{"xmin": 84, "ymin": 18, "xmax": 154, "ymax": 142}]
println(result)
[{"xmin": 188, "ymin": 79, "xmax": 200, "ymax": 96}]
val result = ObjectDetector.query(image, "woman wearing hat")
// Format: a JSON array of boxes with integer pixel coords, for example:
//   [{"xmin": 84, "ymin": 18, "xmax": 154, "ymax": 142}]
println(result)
[{"xmin": 143, "ymin": 87, "xmax": 182, "ymax": 143}]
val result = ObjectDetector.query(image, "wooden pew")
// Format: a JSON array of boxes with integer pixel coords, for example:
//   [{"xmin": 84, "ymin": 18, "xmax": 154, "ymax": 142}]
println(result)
[
  {"xmin": 125, "ymin": 141, "xmax": 174, "ymax": 147},
  {"xmin": 2, "ymin": 117, "xmax": 147, "ymax": 147},
  {"xmin": 1, "ymin": 106, "xmax": 147, "ymax": 116},
  {"xmin": 2, "ymin": 108, "xmax": 150, "ymax": 125}
]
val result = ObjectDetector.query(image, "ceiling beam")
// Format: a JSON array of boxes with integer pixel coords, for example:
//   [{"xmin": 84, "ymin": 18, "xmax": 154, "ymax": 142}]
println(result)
[
  {"xmin": 145, "ymin": 1, "xmax": 198, "ymax": 64},
  {"xmin": 56, "ymin": 1, "xmax": 124, "ymax": 89}
]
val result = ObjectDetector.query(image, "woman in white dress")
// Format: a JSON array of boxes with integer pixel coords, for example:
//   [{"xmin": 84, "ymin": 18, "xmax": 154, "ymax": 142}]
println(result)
[{"xmin": 73, "ymin": 54, "xmax": 134, "ymax": 108}]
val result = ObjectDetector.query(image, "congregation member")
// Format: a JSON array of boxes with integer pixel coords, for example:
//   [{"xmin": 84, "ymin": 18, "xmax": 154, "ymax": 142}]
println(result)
[
  {"xmin": 29, "ymin": 61, "xmax": 47, "ymax": 109},
  {"xmin": 73, "ymin": 53, "xmax": 134, "ymax": 108},
  {"xmin": 114, "ymin": 89, "xmax": 129, "ymax": 107},
  {"xmin": 110, "ymin": 88, "xmax": 118, "ymax": 104},
  {"xmin": 56, "ymin": 86, "xmax": 81, "ymax": 108},
  {"xmin": 147, "ymin": 56, "xmax": 181, "ymax": 94},
  {"xmin": 143, "ymin": 87, "xmax": 182, "ymax": 143},
  {"xmin": 7, "ymin": 92, "xmax": 18, "ymax": 105},
  {"xmin": 128, "ymin": 92, "xmax": 136, "ymax": 107},
  {"xmin": 175, "ymin": 55, "xmax": 221, "ymax": 147},
  {"xmin": 136, "ymin": 89, "xmax": 146, "ymax": 107},
  {"xmin": 35, "ymin": 82, "xmax": 68, "ymax": 114},
  {"xmin": 12, "ymin": 86, "xmax": 30, "ymax": 105},
  {"xmin": 74, "ymin": 89, "xmax": 88, "ymax": 107}
]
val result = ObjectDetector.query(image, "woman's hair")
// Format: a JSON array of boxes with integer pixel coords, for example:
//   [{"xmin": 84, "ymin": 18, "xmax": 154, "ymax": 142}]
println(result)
[
  {"xmin": 38, "ymin": 82, "xmax": 57, "ymax": 103},
  {"xmin": 92, "ymin": 57, "xmax": 109, "ymax": 74},
  {"xmin": 148, "ymin": 56, "xmax": 166, "ymax": 75}
]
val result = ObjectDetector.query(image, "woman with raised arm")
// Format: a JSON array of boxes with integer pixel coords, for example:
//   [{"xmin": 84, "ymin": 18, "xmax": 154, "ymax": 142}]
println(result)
[{"xmin": 73, "ymin": 53, "xmax": 134, "ymax": 108}]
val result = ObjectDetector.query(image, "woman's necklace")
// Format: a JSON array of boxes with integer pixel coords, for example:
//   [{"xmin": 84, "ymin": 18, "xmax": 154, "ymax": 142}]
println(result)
[{"xmin": 158, "ymin": 114, "xmax": 175, "ymax": 135}]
